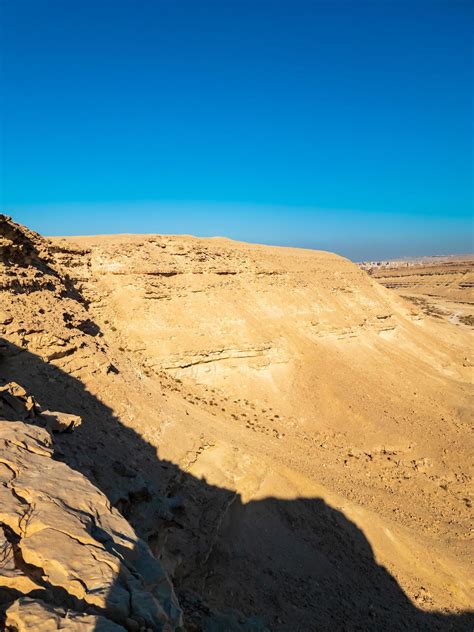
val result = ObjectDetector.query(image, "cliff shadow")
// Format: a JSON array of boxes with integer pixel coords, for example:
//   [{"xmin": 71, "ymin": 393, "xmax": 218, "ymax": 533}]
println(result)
[{"xmin": 0, "ymin": 339, "xmax": 472, "ymax": 631}]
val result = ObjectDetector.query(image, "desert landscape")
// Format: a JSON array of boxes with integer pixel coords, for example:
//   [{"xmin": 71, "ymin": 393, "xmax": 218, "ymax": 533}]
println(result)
[
  {"xmin": 0, "ymin": 214, "xmax": 472, "ymax": 630},
  {"xmin": 360, "ymin": 256, "xmax": 474, "ymax": 327},
  {"xmin": 2, "ymin": 0, "xmax": 471, "ymax": 628}
]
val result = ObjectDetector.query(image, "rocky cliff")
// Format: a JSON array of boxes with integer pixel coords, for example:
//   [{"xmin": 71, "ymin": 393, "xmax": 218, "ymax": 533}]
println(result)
[
  {"xmin": 0, "ymin": 217, "xmax": 182, "ymax": 630},
  {"xmin": 0, "ymin": 215, "xmax": 473, "ymax": 630}
]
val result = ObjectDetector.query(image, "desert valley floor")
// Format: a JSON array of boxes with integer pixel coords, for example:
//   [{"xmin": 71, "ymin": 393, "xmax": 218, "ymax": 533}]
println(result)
[{"xmin": 0, "ymin": 215, "xmax": 472, "ymax": 631}]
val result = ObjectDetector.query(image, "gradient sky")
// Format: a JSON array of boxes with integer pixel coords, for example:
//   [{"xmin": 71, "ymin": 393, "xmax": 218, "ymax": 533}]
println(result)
[{"xmin": 1, "ymin": 0, "xmax": 472, "ymax": 260}]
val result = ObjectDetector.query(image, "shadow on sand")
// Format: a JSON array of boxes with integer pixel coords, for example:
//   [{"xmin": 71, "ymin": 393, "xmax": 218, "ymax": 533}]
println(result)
[{"xmin": 0, "ymin": 340, "xmax": 472, "ymax": 631}]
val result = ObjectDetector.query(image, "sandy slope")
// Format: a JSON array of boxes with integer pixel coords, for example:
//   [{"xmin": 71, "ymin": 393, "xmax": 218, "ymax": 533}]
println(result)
[{"xmin": 1, "ymin": 215, "xmax": 472, "ymax": 630}]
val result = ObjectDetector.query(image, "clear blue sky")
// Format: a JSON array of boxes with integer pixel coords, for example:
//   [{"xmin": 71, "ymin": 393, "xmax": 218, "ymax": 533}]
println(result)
[{"xmin": 1, "ymin": 0, "xmax": 472, "ymax": 260}]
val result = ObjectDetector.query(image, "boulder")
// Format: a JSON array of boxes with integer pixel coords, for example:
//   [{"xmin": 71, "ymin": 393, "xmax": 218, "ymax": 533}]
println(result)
[
  {"xmin": 0, "ymin": 420, "xmax": 182, "ymax": 630},
  {"xmin": 39, "ymin": 409, "xmax": 82, "ymax": 433},
  {"xmin": 5, "ymin": 598, "xmax": 126, "ymax": 631}
]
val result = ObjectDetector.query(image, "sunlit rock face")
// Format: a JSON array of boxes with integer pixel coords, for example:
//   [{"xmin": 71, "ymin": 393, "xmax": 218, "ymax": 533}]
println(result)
[
  {"xmin": 0, "ymin": 417, "xmax": 181, "ymax": 631},
  {"xmin": 0, "ymin": 214, "xmax": 473, "ymax": 630}
]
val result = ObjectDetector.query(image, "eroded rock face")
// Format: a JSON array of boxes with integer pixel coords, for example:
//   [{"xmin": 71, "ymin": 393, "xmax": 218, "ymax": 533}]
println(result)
[
  {"xmin": 0, "ymin": 214, "xmax": 99, "ymax": 368},
  {"xmin": 0, "ymin": 419, "xmax": 182, "ymax": 631},
  {"xmin": 0, "ymin": 213, "xmax": 473, "ymax": 629},
  {"xmin": 5, "ymin": 597, "xmax": 126, "ymax": 631}
]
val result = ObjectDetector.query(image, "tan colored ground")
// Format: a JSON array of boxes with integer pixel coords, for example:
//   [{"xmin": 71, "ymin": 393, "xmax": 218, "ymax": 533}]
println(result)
[
  {"xmin": 364, "ymin": 256, "xmax": 474, "ymax": 327},
  {"xmin": 1, "ymin": 215, "xmax": 473, "ymax": 630}
]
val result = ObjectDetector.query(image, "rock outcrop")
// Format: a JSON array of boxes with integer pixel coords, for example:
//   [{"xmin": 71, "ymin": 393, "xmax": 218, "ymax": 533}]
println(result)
[
  {"xmin": 0, "ymin": 414, "xmax": 181, "ymax": 631},
  {"xmin": 0, "ymin": 214, "xmax": 473, "ymax": 630},
  {"xmin": 0, "ymin": 215, "xmax": 183, "ymax": 629}
]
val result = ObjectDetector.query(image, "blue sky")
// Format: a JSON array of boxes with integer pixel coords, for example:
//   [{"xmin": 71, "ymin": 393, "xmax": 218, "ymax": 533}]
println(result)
[{"xmin": 1, "ymin": 0, "xmax": 472, "ymax": 260}]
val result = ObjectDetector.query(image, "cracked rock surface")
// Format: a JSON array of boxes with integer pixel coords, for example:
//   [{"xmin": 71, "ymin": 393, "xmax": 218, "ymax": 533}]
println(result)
[
  {"xmin": 0, "ymin": 213, "xmax": 473, "ymax": 630},
  {"xmin": 0, "ymin": 419, "xmax": 181, "ymax": 630}
]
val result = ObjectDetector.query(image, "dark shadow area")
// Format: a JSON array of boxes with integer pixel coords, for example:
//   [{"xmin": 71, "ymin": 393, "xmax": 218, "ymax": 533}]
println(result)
[{"xmin": 0, "ymin": 339, "xmax": 473, "ymax": 631}]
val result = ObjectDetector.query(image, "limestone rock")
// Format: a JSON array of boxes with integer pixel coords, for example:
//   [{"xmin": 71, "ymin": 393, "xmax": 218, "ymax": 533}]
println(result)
[
  {"xmin": 0, "ymin": 382, "xmax": 82, "ymax": 433},
  {"xmin": 0, "ymin": 382, "xmax": 37, "ymax": 421},
  {"xmin": 5, "ymin": 597, "xmax": 126, "ymax": 631},
  {"xmin": 0, "ymin": 420, "xmax": 182, "ymax": 630},
  {"xmin": 39, "ymin": 409, "xmax": 82, "ymax": 433},
  {"xmin": 1, "ymin": 213, "xmax": 473, "ymax": 629}
]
